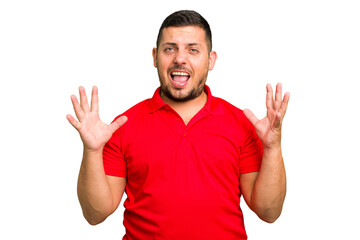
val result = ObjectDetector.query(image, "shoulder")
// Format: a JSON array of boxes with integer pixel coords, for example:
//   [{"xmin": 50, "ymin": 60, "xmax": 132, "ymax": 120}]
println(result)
[
  {"xmin": 209, "ymin": 95, "xmax": 258, "ymax": 146},
  {"xmin": 211, "ymin": 96, "xmax": 249, "ymax": 124},
  {"xmin": 109, "ymin": 99, "xmax": 152, "ymax": 140},
  {"xmin": 210, "ymin": 95, "xmax": 256, "ymax": 138},
  {"xmin": 108, "ymin": 98, "xmax": 152, "ymax": 142},
  {"xmin": 112, "ymin": 98, "xmax": 150, "ymax": 122}
]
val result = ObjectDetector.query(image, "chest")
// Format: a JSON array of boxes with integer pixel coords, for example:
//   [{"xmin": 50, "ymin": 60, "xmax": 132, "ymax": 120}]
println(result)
[{"xmin": 122, "ymin": 112, "xmax": 243, "ymax": 191}]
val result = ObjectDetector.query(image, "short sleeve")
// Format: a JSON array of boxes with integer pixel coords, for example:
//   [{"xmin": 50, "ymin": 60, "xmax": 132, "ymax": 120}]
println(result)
[
  {"xmin": 102, "ymin": 118, "xmax": 127, "ymax": 177},
  {"xmin": 238, "ymin": 123, "xmax": 263, "ymax": 173}
]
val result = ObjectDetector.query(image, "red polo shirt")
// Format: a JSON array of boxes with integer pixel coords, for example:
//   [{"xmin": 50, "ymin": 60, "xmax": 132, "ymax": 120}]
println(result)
[{"xmin": 103, "ymin": 85, "xmax": 263, "ymax": 240}]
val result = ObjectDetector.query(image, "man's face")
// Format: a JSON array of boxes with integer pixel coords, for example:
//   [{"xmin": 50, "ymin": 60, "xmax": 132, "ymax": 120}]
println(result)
[{"xmin": 152, "ymin": 26, "xmax": 217, "ymax": 102}]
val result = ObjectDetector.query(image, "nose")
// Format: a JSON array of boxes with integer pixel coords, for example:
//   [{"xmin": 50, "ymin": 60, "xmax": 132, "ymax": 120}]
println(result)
[{"xmin": 173, "ymin": 49, "xmax": 187, "ymax": 65}]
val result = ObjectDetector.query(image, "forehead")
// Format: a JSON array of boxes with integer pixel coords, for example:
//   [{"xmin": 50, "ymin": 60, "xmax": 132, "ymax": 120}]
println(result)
[{"xmin": 160, "ymin": 26, "xmax": 207, "ymax": 45}]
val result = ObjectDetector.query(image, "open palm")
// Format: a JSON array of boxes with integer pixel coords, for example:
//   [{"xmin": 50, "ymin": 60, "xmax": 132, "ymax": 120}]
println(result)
[
  {"xmin": 244, "ymin": 83, "xmax": 290, "ymax": 150},
  {"xmin": 66, "ymin": 86, "xmax": 127, "ymax": 152}
]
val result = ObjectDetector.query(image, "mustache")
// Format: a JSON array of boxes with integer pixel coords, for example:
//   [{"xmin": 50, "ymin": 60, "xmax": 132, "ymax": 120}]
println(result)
[{"xmin": 168, "ymin": 65, "xmax": 192, "ymax": 75}]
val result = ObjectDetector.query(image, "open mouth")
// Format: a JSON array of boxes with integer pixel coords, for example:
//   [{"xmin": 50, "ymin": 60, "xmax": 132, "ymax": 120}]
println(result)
[{"xmin": 170, "ymin": 71, "xmax": 190, "ymax": 88}]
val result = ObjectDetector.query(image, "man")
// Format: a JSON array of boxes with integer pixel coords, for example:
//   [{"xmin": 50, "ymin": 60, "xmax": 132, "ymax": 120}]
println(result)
[{"xmin": 67, "ymin": 10, "xmax": 290, "ymax": 240}]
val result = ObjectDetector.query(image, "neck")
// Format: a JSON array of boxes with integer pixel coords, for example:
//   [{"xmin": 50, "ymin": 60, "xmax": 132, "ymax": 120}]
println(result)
[{"xmin": 161, "ymin": 91, "xmax": 208, "ymax": 125}]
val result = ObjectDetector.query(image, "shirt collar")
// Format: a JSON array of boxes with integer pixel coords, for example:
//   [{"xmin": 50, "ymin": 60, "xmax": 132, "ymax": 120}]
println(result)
[{"xmin": 145, "ymin": 85, "xmax": 224, "ymax": 115}]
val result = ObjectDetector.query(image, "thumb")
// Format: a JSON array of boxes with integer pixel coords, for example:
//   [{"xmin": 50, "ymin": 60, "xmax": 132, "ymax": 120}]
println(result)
[
  {"xmin": 109, "ymin": 115, "xmax": 128, "ymax": 133},
  {"xmin": 243, "ymin": 109, "xmax": 258, "ymax": 126}
]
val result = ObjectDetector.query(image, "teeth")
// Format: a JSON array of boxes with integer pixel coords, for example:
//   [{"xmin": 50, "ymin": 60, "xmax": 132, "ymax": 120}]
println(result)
[{"xmin": 172, "ymin": 72, "xmax": 189, "ymax": 76}]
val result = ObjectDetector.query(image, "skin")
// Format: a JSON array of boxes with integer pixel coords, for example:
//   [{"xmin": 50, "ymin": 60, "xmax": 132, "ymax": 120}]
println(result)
[
  {"xmin": 67, "ymin": 25, "xmax": 290, "ymax": 225},
  {"xmin": 67, "ymin": 86, "xmax": 127, "ymax": 225},
  {"xmin": 242, "ymin": 83, "xmax": 290, "ymax": 222},
  {"xmin": 152, "ymin": 26, "xmax": 217, "ymax": 124}
]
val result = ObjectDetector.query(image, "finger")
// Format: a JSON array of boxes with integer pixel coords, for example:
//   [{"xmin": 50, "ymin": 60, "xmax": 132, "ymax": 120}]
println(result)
[
  {"xmin": 243, "ymin": 109, "xmax": 259, "ymax": 126},
  {"xmin": 279, "ymin": 92, "xmax": 290, "ymax": 117},
  {"xmin": 109, "ymin": 115, "xmax": 128, "ymax": 134},
  {"xmin": 274, "ymin": 83, "xmax": 282, "ymax": 110},
  {"xmin": 70, "ymin": 95, "xmax": 84, "ymax": 121},
  {"xmin": 273, "ymin": 112, "xmax": 282, "ymax": 129},
  {"xmin": 266, "ymin": 84, "xmax": 274, "ymax": 110},
  {"xmin": 66, "ymin": 114, "xmax": 80, "ymax": 130},
  {"xmin": 79, "ymin": 86, "xmax": 90, "ymax": 113},
  {"xmin": 90, "ymin": 86, "xmax": 99, "ymax": 112}
]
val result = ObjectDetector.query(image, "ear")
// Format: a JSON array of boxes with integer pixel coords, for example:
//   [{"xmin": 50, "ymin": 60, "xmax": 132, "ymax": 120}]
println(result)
[
  {"xmin": 152, "ymin": 48, "xmax": 158, "ymax": 68},
  {"xmin": 208, "ymin": 51, "xmax": 218, "ymax": 71}
]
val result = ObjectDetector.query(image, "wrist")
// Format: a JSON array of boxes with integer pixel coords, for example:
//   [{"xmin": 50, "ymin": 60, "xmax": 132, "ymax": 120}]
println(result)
[
  {"xmin": 262, "ymin": 144, "xmax": 282, "ymax": 156},
  {"xmin": 83, "ymin": 145, "xmax": 104, "ymax": 156},
  {"xmin": 261, "ymin": 145, "xmax": 284, "ymax": 168}
]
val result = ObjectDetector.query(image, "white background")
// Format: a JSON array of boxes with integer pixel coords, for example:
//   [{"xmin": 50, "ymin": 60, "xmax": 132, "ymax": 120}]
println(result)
[{"xmin": 1, "ymin": 0, "xmax": 359, "ymax": 239}]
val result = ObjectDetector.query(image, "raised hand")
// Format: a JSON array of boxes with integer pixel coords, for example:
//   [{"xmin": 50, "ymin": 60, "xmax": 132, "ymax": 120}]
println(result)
[
  {"xmin": 243, "ymin": 83, "xmax": 290, "ymax": 150},
  {"xmin": 67, "ymin": 86, "xmax": 127, "ymax": 152}
]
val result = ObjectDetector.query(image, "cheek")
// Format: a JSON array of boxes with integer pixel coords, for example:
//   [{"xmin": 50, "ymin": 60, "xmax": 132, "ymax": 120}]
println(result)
[
  {"xmin": 156, "ymin": 62, "xmax": 171, "ymax": 81},
  {"xmin": 193, "ymin": 60, "xmax": 209, "ymax": 74},
  {"xmin": 157, "ymin": 57, "xmax": 171, "ymax": 72}
]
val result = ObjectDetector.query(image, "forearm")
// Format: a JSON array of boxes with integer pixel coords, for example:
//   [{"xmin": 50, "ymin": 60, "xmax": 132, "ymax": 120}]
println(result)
[
  {"xmin": 251, "ymin": 147, "xmax": 286, "ymax": 223},
  {"xmin": 77, "ymin": 148, "xmax": 114, "ymax": 225}
]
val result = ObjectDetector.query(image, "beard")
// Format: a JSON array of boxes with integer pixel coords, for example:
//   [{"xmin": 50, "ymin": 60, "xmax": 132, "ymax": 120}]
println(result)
[
  {"xmin": 160, "ymin": 77, "xmax": 206, "ymax": 102},
  {"xmin": 157, "ymin": 65, "xmax": 209, "ymax": 102}
]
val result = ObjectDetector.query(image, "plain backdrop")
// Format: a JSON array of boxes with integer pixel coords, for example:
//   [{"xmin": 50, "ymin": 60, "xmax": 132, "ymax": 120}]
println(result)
[{"xmin": 1, "ymin": 0, "xmax": 359, "ymax": 239}]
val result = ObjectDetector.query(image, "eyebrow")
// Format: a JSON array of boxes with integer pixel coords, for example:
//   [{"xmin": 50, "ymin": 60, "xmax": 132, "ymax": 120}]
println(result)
[
  {"xmin": 162, "ymin": 42, "xmax": 200, "ymax": 47},
  {"xmin": 188, "ymin": 43, "xmax": 199, "ymax": 47},
  {"xmin": 162, "ymin": 42, "xmax": 177, "ymax": 47}
]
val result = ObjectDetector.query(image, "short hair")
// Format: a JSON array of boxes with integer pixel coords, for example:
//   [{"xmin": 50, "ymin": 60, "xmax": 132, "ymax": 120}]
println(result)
[{"xmin": 156, "ymin": 10, "xmax": 212, "ymax": 52}]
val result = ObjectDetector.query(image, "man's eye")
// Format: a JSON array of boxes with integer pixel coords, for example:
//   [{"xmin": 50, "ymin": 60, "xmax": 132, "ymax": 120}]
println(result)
[
  {"xmin": 165, "ymin": 47, "xmax": 175, "ymax": 52},
  {"xmin": 190, "ymin": 48, "xmax": 199, "ymax": 53}
]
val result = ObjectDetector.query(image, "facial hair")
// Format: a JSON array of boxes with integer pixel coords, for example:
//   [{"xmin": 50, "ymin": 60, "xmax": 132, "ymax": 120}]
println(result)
[
  {"xmin": 161, "ymin": 78, "xmax": 205, "ymax": 102},
  {"xmin": 157, "ymin": 65, "xmax": 209, "ymax": 102}
]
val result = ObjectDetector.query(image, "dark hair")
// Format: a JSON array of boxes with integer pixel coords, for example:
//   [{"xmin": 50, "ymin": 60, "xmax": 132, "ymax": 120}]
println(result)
[{"xmin": 156, "ymin": 10, "xmax": 212, "ymax": 52}]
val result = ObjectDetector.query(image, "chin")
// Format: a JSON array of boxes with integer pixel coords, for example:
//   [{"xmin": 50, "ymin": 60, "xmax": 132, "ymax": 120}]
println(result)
[{"xmin": 166, "ymin": 87, "xmax": 201, "ymax": 102}]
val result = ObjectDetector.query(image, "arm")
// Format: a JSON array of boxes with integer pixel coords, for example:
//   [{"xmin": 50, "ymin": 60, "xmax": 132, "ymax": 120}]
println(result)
[
  {"xmin": 67, "ymin": 86, "xmax": 128, "ymax": 225},
  {"xmin": 241, "ymin": 83, "xmax": 289, "ymax": 223},
  {"xmin": 77, "ymin": 150, "xmax": 126, "ymax": 225}
]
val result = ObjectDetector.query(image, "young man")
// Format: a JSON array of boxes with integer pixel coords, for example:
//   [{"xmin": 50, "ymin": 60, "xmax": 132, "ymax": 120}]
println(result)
[{"xmin": 67, "ymin": 10, "xmax": 290, "ymax": 240}]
